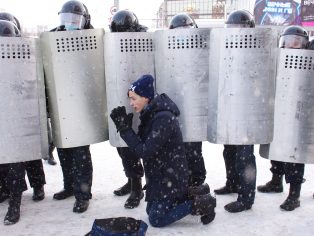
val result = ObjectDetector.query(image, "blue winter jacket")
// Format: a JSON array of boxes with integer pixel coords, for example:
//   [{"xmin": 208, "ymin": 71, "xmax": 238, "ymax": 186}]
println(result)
[{"xmin": 120, "ymin": 93, "xmax": 189, "ymax": 202}]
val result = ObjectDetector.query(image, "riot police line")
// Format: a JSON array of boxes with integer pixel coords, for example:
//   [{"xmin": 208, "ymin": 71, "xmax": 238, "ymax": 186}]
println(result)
[{"xmin": 2, "ymin": 26, "xmax": 314, "ymax": 166}]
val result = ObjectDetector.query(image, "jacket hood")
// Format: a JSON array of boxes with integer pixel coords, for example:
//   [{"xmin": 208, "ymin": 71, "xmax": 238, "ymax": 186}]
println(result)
[{"xmin": 140, "ymin": 93, "xmax": 180, "ymax": 121}]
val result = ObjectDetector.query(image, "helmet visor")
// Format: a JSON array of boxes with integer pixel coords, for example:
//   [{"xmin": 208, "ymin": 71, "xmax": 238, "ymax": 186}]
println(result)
[
  {"xmin": 279, "ymin": 35, "xmax": 308, "ymax": 49},
  {"xmin": 60, "ymin": 13, "xmax": 85, "ymax": 30}
]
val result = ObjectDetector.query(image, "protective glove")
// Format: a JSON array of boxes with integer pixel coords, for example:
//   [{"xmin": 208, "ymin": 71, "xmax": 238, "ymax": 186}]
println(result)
[{"xmin": 110, "ymin": 106, "xmax": 133, "ymax": 133}]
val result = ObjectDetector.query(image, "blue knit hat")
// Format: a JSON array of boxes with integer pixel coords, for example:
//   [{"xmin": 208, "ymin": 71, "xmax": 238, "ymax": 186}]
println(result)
[{"xmin": 128, "ymin": 74, "xmax": 155, "ymax": 100}]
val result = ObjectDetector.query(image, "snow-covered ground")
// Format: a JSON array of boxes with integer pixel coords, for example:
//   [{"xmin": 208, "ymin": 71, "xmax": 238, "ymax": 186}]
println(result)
[{"xmin": 0, "ymin": 141, "xmax": 313, "ymax": 236}]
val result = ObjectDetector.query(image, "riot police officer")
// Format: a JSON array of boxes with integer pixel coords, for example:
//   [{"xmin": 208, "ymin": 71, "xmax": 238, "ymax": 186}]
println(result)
[
  {"xmin": 0, "ymin": 12, "xmax": 46, "ymax": 203},
  {"xmin": 49, "ymin": 0, "xmax": 93, "ymax": 213},
  {"xmin": 0, "ymin": 20, "xmax": 27, "ymax": 225},
  {"xmin": 213, "ymin": 10, "xmax": 257, "ymax": 213},
  {"xmin": 168, "ymin": 13, "xmax": 207, "ymax": 187},
  {"xmin": 109, "ymin": 9, "xmax": 146, "ymax": 209},
  {"xmin": 257, "ymin": 26, "xmax": 309, "ymax": 211},
  {"xmin": 0, "ymin": 12, "xmax": 57, "ymax": 167}
]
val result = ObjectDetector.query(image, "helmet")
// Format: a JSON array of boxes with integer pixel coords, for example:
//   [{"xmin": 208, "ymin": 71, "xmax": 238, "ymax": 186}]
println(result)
[
  {"xmin": 0, "ymin": 12, "xmax": 21, "ymax": 30},
  {"xmin": 110, "ymin": 10, "xmax": 139, "ymax": 32},
  {"xmin": 279, "ymin": 25, "xmax": 309, "ymax": 49},
  {"xmin": 0, "ymin": 20, "xmax": 20, "ymax": 37},
  {"xmin": 169, "ymin": 13, "xmax": 197, "ymax": 29},
  {"xmin": 58, "ymin": 1, "xmax": 91, "ymax": 30},
  {"xmin": 225, "ymin": 10, "xmax": 255, "ymax": 28}
]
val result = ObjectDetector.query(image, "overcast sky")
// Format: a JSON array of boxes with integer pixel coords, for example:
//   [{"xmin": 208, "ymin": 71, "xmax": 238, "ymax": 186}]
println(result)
[{"xmin": 0, "ymin": 0, "xmax": 164, "ymax": 29}]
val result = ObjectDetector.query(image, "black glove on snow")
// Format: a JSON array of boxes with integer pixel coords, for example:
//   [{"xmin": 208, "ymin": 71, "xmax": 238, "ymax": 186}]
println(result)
[{"xmin": 110, "ymin": 106, "xmax": 133, "ymax": 133}]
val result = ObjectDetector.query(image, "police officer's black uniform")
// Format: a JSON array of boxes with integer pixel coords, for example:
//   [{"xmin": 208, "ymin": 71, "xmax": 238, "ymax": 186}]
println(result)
[
  {"xmin": 257, "ymin": 26, "xmax": 310, "ymax": 211},
  {"xmin": 48, "ymin": 1, "xmax": 94, "ymax": 213},
  {"xmin": 213, "ymin": 10, "xmax": 257, "ymax": 213},
  {"xmin": 109, "ymin": 9, "xmax": 147, "ymax": 209},
  {"xmin": 168, "ymin": 13, "xmax": 207, "ymax": 187}
]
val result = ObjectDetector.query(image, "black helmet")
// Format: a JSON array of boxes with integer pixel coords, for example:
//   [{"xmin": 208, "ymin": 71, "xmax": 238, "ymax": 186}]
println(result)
[
  {"xmin": 0, "ymin": 20, "xmax": 20, "ymax": 37},
  {"xmin": 279, "ymin": 25, "xmax": 309, "ymax": 49},
  {"xmin": 0, "ymin": 12, "xmax": 21, "ymax": 30},
  {"xmin": 169, "ymin": 13, "xmax": 197, "ymax": 29},
  {"xmin": 281, "ymin": 25, "xmax": 309, "ymax": 39},
  {"xmin": 110, "ymin": 10, "xmax": 139, "ymax": 32},
  {"xmin": 225, "ymin": 10, "xmax": 255, "ymax": 28},
  {"xmin": 58, "ymin": 1, "xmax": 91, "ymax": 29}
]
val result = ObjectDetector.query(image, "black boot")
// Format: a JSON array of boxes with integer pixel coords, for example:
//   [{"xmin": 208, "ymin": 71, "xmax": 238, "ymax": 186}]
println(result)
[
  {"xmin": 32, "ymin": 186, "xmax": 45, "ymax": 201},
  {"xmin": 124, "ymin": 178, "xmax": 144, "ymax": 209},
  {"xmin": 188, "ymin": 183, "xmax": 210, "ymax": 198},
  {"xmin": 73, "ymin": 199, "xmax": 89, "ymax": 213},
  {"xmin": 53, "ymin": 188, "xmax": 74, "ymax": 200},
  {"xmin": 191, "ymin": 194, "xmax": 216, "ymax": 224},
  {"xmin": 214, "ymin": 181, "xmax": 238, "ymax": 195},
  {"xmin": 48, "ymin": 144, "xmax": 57, "ymax": 165},
  {"xmin": 47, "ymin": 155, "xmax": 57, "ymax": 166},
  {"xmin": 4, "ymin": 193, "xmax": 22, "ymax": 225},
  {"xmin": 113, "ymin": 178, "xmax": 131, "ymax": 196},
  {"xmin": 280, "ymin": 183, "xmax": 301, "ymax": 211},
  {"xmin": 224, "ymin": 201, "xmax": 252, "ymax": 213},
  {"xmin": 0, "ymin": 191, "xmax": 10, "ymax": 203},
  {"xmin": 257, "ymin": 174, "xmax": 283, "ymax": 193}
]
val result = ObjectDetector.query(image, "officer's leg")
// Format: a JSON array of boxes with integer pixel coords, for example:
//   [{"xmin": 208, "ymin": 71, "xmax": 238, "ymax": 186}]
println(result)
[
  {"xmin": 185, "ymin": 142, "xmax": 207, "ymax": 187},
  {"xmin": 116, "ymin": 147, "xmax": 144, "ymax": 209},
  {"xmin": 25, "ymin": 160, "xmax": 46, "ymax": 201},
  {"xmin": 224, "ymin": 145, "xmax": 256, "ymax": 213},
  {"xmin": 72, "ymin": 145, "xmax": 93, "ymax": 213},
  {"xmin": 0, "ymin": 164, "xmax": 10, "ymax": 203},
  {"xmin": 53, "ymin": 148, "xmax": 74, "ymax": 200},
  {"xmin": 43, "ymin": 118, "xmax": 57, "ymax": 165},
  {"xmin": 4, "ymin": 162, "xmax": 27, "ymax": 225},
  {"xmin": 114, "ymin": 147, "xmax": 144, "ymax": 196},
  {"xmin": 280, "ymin": 162, "xmax": 304, "ymax": 211},
  {"xmin": 257, "ymin": 160, "xmax": 284, "ymax": 193},
  {"xmin": 47, "ymin": 142, "xmax": 57, "ymax": 165},
  {"xmin": 214, "ymin": 145, "xmax": 238, "ymax": 194}
]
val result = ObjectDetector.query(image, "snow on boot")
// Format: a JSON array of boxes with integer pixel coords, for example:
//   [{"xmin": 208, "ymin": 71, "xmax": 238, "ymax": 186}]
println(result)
[
  {"xmin": 192, "ymin": 194, "xmax": 216, "ymax": 224},
  {"xmin": 257, "ymin": 174, "xmax": 283, "ymax": 193},
  {"xmin": 224, "ymin": 201, "xmax": 252, "ymax": 213},
  {"xmin": 280, "ymin": 183, "xmax": 301, "ymax": 211},
  {"xmin": 4, "ymin": 193, "xmax": 22, "ymax": 225},
  {"xmin": 124, "ymin": 178, "xmax": 144, "ymax": 209},
  {"xmin": 191, "ymin": 193, "xmax": 216, "ymax": 216},
  {"xmin": 188, "ymin": 183, "xmax": 210, "ymax": 198},
  {"xmin": 113, "ymin": 178, "xmax": 131, "ymax": 196},
  {"xmin": 32, "ymin": 186, "xmax": 45, "ymax": 201}
]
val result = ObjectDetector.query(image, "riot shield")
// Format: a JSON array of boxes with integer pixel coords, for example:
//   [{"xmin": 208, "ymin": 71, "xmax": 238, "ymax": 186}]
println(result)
[
  {"xmin": 208, "ymin": 28, "xmax": 277, "ymax": 144},
  {"xmin": 260, "ymin": 48, "xmax": 314, "ymax": 164},
  {"xmin": 104, "ymin": 32, "xmax": 155, "ymax": 147},
  {"xmin": 41, "ymin": 29, "xmax": 108, "ymax": 148},
  {"xmin": 0, "ymin": 37, "xmax": 48, "ymax": 164},
  {"xmin": 154, "ymin": 28, "xmax": 210, "ymax": 141}
]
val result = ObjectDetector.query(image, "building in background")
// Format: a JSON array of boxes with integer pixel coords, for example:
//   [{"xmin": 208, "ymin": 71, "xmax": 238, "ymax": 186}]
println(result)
[{"xmin": 155, "ymin": 0, "xmax": 255, "ymax": 28}]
